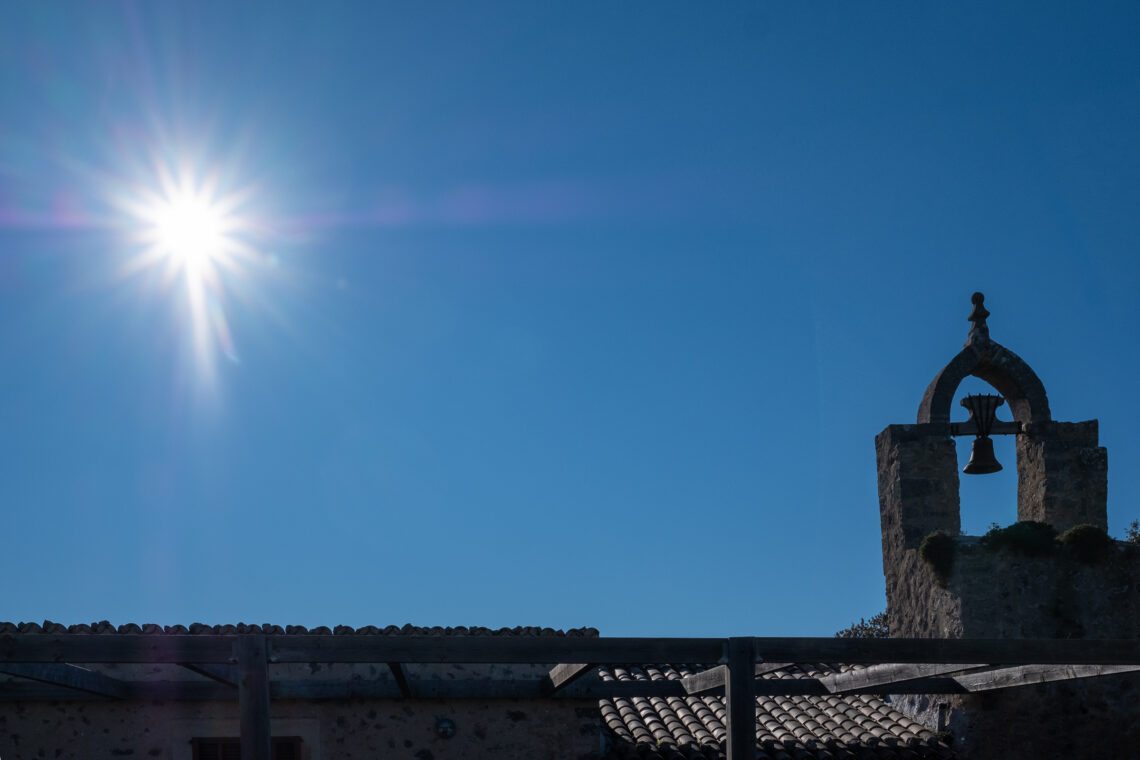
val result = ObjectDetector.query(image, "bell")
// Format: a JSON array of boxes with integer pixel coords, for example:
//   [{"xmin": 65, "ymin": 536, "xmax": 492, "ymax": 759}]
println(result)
[
  {"xmin": 963, "ymin": 436, "xmax": 1002, "ymax": 475},
  {"xmin": 960, "ymin": 393, "xmax": 1005, "ymax": 475}
]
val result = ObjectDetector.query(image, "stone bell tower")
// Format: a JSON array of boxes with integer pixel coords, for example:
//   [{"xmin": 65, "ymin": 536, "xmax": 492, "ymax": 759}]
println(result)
[{"xmin": 875, "ymin": 293, "xmax": 1138, "ymax": 759}]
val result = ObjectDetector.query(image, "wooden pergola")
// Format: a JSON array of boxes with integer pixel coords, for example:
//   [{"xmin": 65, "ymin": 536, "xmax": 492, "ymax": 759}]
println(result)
[{"xmin": 3, "ymin": 634, "xmax": 1139, "ymax": 760}]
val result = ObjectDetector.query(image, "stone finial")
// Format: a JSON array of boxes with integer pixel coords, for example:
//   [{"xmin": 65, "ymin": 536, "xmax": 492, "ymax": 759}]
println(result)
[{"xmin": 966, "ymin": 291, "xmax": 990, "ymax": 345}]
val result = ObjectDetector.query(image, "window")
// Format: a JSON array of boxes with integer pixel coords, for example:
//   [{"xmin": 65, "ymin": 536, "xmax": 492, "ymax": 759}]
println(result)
[{"xmin": 191, "ymin": 737, "xmax": 303, "ymax": 760}]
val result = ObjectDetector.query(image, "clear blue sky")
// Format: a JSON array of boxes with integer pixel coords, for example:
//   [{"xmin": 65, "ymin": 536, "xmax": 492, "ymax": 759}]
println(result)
[{"xmin": 2, "ymin": 2, "xmax": 1138, "ymax": 637}]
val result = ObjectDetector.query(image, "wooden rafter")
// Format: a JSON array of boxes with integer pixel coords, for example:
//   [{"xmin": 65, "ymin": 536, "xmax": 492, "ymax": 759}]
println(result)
[
  {"xmin": 2, "ymin": 634, "xmax": 1136, "ymax": 666},
  {"xmin": 2, "ymin": 635, "xmax": 1139, "ymax": 705},
  {"xmin": 959, "ymin": 663, "xmax": 1140, "ymax": 690},
  {"xmin": 894, "ymin": 663, "xmax": 1140, "ymax": 694},
  {"xmin": 820, "ymin": 662, "xmax": 988, "ymax": 694},
  {"xmin": 725, "ymin": 637, "xmax": 757, "ymax": 760},
  {"xmin": 386, "ymin": 661, "xmax": 412, "ymax": 698},
  {"xmin": 0, "ymin": 662, "xmax": 128, "ymax": 699},
  {"xmin": 1, "ymin": 667, "xmax": 1137, "ymax": 702},
  {"xmin": 541, "ymin": 662, "xmax": 595, "ymax": 695},
  {"xmin": 680, "ymin": 664, "xmax": 725, "ymax": 695},
  {"xmin": 682, "ymin": 662, "xmax": 799, "ymax": 695},
  {"xmin": 237, "ymin": 636, "xmax": 270, "ymax": 760},
  {"xmin": 178, "ymin": 662, "xmax": 239, "ymax": 686}
]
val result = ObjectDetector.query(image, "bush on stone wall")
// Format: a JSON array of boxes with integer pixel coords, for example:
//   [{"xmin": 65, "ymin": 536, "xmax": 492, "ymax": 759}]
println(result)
[
  {"xmin": 1058, "ymin": 524, "xmax": 1114, "ymax": 563},
  {"xmin": 980, "ymin": 521, "xmax": 1057, "ymax": 557},
  {"xmin": 919, "ymin": 530, "xmax": 956, "ymax": 583}
]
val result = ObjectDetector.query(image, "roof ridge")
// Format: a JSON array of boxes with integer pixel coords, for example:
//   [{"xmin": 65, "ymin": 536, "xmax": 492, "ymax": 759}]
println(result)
[{"xmin": 0, "ymin": 620, "xmax": 600, "ymax": 637}]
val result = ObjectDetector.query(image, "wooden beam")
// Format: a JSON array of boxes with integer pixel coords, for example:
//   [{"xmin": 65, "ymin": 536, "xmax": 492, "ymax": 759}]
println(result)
[
  {"xmin": 0, "ymin": 663, "xmax": 128, "ymax": 699},
  {"xmin": 0, "ymin": 682, "xmax": 104, "ymax": 700},
  {"xmin": 754, "ymin": 662, "xmax": 793, "ymax": 676},
  {"xmin": 8, "ymin": 665, "xmax": 1132, "ymax": 703},
  {"xmin": 237, "ymin": 636, "xmax": 270, "ymax": 760},
  {"xmin": 682, "ymin": 665, "xmax": 725, "ymax": 695},
  {"xmin": 266, "ymin": 635, "xmax": 724, "ymax": 664},
  {"xmin": 820, "ymin": 662, "xmax": 987, "ymax": 694},
  {"xmin": 952, "ymin": 663, "xmax": 1140, "ymax": 692},
  {"xmin": 126, "ymin": 681, "xmax": 235, "ymax": 700},
  {"xmin": 563, "ymin": 676, "xmax": 688, "ymax": 699},
  {"xmin": 387, "ymin": 662, "xmax": 412, "ymax": 698},
  {"xmin": 846, "ymin": 664, "xmax": 1140, "ymax": 694},
  {"xmin": 725, "ymin": 637, "xmax": 757, "ymax": 760},
  {"xmin": 754, "ymin": 678, "xmax": 829, "ymax": 696},
  {"xmin": 270, "ymin": 679, "xmax": 402, "ymax": 699},
  {"xmin": 272, "ymin": 677, "xmax": 680, "ymax": 700},
  {"xmin": 3, "ymin": 634, "xmax": 1140, "ymax": 668},
  {"xmin": 0, "ymin": 675, "xmax": 826, "ymax": 702},
  {"xmin": 541, "ymin": 662, "xmax": 595, "ymax": 695},
  {"xmin": 683, "ymin": 663, "xmax": 815, "ymax": 696},
  {"xmin": 684, "ymin": 663, "xmax": 795, "ymax": 694},
  {"xmin": 179, "ymin": 663, "xmax": 239, "ymax": 686},
  {"xmin": 0, "ymin": 634, "xmax": 235, "ymax": 663},
  {"xmin": 751, "ymin": 637, "xmax": 1140, "ymax": 665}
]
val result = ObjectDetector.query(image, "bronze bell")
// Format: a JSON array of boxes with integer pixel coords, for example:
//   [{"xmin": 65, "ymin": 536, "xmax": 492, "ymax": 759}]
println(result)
[
  {"xmin": 964, "ymin": 436, "xmax": 1002, "ymax": 474},
  {"xmin": 960, "ymin": 393, "xmax": 1005, "ymax": 475}
]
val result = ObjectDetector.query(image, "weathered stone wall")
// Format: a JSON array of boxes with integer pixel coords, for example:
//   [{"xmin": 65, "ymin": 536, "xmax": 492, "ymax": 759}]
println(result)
[
  {"xmin": 876, "ymin": 424, "xmax": 960, "ymax": 610},
  {"xmin": 876, "ymin": 406, "xmax": 1134, "ymax": 759},
  {"xmin": 888, "ymin": 538, "xmax": 1140, "ymax": 759},
  {"xmin": 889, "ymin": 538, "xmax": 1140, "ymax": 638},
  {"xmin": 0, "ymin": 697, "xmax": 603, "ymax": 760},
  {"xmin": 879, "ymin": 296, "xmax": 1128, "ymax": 757},
  {"xmin": 1016, "ymin": 420, "xmax": 1108, "ymax": 532}
]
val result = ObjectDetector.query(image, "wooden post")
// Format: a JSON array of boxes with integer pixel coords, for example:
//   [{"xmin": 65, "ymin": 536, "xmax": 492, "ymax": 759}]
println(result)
[
  {"xmin": 237, "ymin": 636, "xmax": 271, "ymax": 760},
  {"xmin": 725, "ymin": 637, "xmax": 756, "ymax": 760}
]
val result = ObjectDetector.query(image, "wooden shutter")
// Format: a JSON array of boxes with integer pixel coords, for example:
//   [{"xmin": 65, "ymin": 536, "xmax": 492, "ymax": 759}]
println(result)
[{"xmin": 191, "ymin": 737, "xmax": 302, "ymax": 760}]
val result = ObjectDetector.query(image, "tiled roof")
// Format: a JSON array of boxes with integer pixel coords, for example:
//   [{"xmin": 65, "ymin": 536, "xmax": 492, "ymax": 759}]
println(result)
[
  {"xmin": 598, "ymin": 663, "xmax": 954, "ymax": 760},
  {"xmin": 2, "ymin": 622, "xmax": 952, "ymax": 759},
  {"xmin": 0, "ymin": 620, "xmax": 599, "ymax": 636}
]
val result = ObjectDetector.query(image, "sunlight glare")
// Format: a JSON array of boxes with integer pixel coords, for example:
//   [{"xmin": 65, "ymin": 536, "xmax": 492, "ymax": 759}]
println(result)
[
  {"xmin": 150, "ymin": 192, "xmax": 227, "ymax": 266},
  {"xmin": 116, "ymin": 152, "xmax": 263, "ymax": 386}
]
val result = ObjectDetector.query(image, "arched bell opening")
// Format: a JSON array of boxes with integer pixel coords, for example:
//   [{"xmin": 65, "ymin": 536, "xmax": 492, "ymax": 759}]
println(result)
[
  {"xmin": 952, "ymin": 377, "xmax": 1018, "ymax": 534},
  {"xmin": 878, "ymin": 292, "xmax": 1107, "ymax": 583},
  {"xmin": 917, "ymin": 294, "xmax": 1051, "ymax": 428}
]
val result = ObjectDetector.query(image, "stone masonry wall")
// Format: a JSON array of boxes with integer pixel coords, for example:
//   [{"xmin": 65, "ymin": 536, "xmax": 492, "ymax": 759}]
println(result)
[
  {"xmin": 888, "ymin": 538, "xmax": 1140, "ymax": 759},
  {"xmin": 876, "ymin": 423, "xmax": 960, "ymax": 614},
  {"xmin": 1016, "ymin": 420, "xmax": 1108, "ymax": 532},
  {"xmin": 0, "ymin": 698, "xmax": 603, "ymax": 760}
]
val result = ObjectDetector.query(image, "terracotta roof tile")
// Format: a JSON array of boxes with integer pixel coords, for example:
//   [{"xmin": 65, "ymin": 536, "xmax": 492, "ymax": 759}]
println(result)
[
  {"xmin": 599, "ymin": 663, "xmax": 953, "ymax": 760},
  {"xmin": 0, "ymin": 620, "xmax": 600, "ymax": 637}
]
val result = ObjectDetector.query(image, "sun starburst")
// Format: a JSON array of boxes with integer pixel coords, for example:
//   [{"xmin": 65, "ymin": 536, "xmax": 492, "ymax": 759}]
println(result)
[{"xmin": 114, "ymin": 151, "xmax": 262, "ymax": 383}]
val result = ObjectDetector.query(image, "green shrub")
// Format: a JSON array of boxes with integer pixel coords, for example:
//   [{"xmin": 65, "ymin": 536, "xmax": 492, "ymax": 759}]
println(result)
[
  {"xmin": 1126, "ymin": 520, "xmax": 1140, "ymax": 544},
  {"xmin": 835, "ymin": 611, "xmax": 890, "ymax": 639},
  {"xmin": 980, "ymin": 521, "xmax": 1057, "ymax": 557},
  {"xmin": 919, "ymin": 531, "xmax": 956, "ymax": 582},
  {"xmin": 1058, "ymin": 524, "xmax": 1113, "ymax": 563}
]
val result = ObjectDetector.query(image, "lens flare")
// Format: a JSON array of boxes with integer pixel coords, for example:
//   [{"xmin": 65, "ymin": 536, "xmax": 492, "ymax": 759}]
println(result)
[
  {"xmin": 149, "ymin": 193, "xmax": 227, "ymax": 264},
  {"xmin": 114, "ymin": 151, "xmax": 261, "ymax": 385}
]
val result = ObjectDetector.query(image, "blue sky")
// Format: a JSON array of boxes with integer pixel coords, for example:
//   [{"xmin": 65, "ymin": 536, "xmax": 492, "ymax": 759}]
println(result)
[{"xmin": 1, "ymin": 2, "xmax": 1138, "ymax": 637}]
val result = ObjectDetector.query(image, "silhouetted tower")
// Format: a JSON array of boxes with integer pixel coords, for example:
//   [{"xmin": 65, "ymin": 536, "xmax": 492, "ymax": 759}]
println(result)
[{"xmin": 875, "ymin": 293, "xmax": 1135, "ymax": 759}]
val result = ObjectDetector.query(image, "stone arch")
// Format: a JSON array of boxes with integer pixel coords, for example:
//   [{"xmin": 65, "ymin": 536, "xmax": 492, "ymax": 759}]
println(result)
[{"xmin": 917, "ymin": 339, "xmax": 1051, "ymax": 426}]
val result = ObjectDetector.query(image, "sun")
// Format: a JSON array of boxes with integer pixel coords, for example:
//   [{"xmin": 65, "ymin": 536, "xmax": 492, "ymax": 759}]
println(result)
[
  {"xmin": 149, "ymin": 192, "xmax": 229, "ymax": 267},
  {"xmin": 139, "ymin": 176, "xmax": 240, "ymax": 272},
  {"xmin": 114, "ymin": 152, "xmax": 260, "ymax": 381}
]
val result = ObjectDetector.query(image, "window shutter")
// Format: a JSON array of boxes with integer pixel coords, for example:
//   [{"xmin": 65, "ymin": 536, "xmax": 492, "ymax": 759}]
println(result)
[{"xmin": 191, "ymin": 737, "xmax": 302, "ymax": 760}]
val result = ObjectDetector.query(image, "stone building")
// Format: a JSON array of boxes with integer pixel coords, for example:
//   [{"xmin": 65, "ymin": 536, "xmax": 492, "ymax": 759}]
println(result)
[
  {"xmin": 0, "ymin": 625, "xmax": 604, "ymax": 760},
  {"xmin": 3, "ymin": 294, "xmax": 1137, "ymax": 760},
  {"xmin": 0, "ymin": 621, "xmax": 951, "ymax": 760},
  {"xmin": 876, "ymin": 293, "xmax": 1140, "ymax": 758}
]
